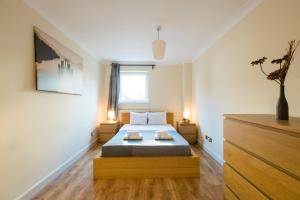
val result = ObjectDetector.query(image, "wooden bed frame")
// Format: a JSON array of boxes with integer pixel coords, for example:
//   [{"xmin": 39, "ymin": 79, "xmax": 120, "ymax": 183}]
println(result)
[
  {"xmin": 120, "ymin": 111, "xmax": 175, "ymax": 126},
  {"xmin": 93, "ymin": 112, "xmax": 200, "ymax": 179}
]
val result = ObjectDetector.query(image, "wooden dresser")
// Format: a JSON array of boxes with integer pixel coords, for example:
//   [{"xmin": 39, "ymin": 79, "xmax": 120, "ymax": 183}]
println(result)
[{"xmin": 223, "ymin": 114, "xmax": 300, "ymax": 200}]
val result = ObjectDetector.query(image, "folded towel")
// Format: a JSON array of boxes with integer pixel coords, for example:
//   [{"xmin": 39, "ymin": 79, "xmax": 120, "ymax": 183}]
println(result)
[
  {"xmin": 156, "ymin": 131, "xmax": 170, "ymax": 137},
  {"xmin": 154, "ymin": 134, "xmax": 173, "ymax": 140},
  {"xmin": 124, "ymin": 131, "xmax": 143, "ymax": 140},
  {"xmin": 127, "ymin": 131, "xmax": 140, "ymax": 138},
  {"xmin": 127, "ymin": 131, "xmax": 139, "ymax": 134},
  {"xmin": 156, "ymin": 130, "xmax": 168, "ymax": 134},
  {"xmin": 155, "ymin": 131, "xmax": 173, "ymax": 140}
]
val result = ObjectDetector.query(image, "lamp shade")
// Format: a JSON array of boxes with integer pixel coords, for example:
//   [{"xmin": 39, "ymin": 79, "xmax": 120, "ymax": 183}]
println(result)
[
  {"xmin": 152, "ymin": 39, "xmax": 166, "ymax": 60},
  {"xmin": 183, "ymin": 111, "xmax": 190, "ymax": 120},
  {"xmin": 108, "ymin": 110, "xmax": 115, "ymax": 121}
]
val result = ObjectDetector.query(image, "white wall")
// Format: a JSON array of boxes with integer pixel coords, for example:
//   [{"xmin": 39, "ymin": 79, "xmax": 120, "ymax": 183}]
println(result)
[
  {"xmin": 182, "ymin": 63, "xmax": 192, "ymax": 112},
  {"xmin": 0, "ymin": 1, "xmax": 105, "ymax": 199},
  {"xmin": 104, "ymin": 64, "xmax": 192, "ymax": 122},
  {"xmin": 192, "ymin": 0, "xmax": 300, "ymax": 163}
]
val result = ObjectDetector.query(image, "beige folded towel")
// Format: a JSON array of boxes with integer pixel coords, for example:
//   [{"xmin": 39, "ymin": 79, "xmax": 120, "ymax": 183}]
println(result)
[
  {"xmin": 155, "ymin": 131, "xmax": 173, "ymax": 140},
  {"xmin": 124, "ymin": 131, "xmax": 142, "ymax": 140}
]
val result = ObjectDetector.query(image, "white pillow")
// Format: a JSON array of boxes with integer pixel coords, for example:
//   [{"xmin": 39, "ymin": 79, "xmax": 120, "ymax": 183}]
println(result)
[
  {"xmin": 130, "ymin": 112, "xmax": 148, "ymax": 125},
  {"xmin": 148, "ymin": 112, "xmax": 167, "ymax": 125}
]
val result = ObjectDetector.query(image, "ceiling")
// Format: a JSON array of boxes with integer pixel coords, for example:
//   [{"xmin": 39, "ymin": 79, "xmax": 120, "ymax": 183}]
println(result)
[{"xmin": 24, "ymin": 0, "xmax": 262, "ymax": 63}]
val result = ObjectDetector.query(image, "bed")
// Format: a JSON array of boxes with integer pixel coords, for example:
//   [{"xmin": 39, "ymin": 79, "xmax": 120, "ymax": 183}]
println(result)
[
  {"xmin": 93, "ymin": 112, "xmax": 200, "ymax": 179},
  {"xmin": 101, "ymin": 124, "xmax": 191, "ymax": 157}
]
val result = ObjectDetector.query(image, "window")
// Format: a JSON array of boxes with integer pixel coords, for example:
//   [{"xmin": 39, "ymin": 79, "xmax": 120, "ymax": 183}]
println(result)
[{"xmin": 119, "ymin": 72, "xmax": 149, "ymax": 104}]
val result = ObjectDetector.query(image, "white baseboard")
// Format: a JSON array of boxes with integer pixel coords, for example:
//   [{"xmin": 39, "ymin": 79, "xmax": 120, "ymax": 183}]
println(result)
[
  {"xmin": 15, "ymin": 141, "xmax": 97, "ymax": 200},
  {"xmin": 198, "ymin": 142, "xmax": 224, "ymax": 166}
]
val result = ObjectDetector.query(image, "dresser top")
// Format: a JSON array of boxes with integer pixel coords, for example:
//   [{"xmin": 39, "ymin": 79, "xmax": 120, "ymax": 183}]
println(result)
[{"xmin": 224, "ymin": 114, "xmax": 300, "ymax": 135}]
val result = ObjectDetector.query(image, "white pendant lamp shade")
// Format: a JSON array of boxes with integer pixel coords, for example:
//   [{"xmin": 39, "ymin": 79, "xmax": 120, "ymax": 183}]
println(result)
[
  {"xmin": 152, "ymin": 39, "xmax": 166, "ymax": 60},
  {"xmin": 152, "ymin": 26, "xmax": 166, "ymax": 60}
]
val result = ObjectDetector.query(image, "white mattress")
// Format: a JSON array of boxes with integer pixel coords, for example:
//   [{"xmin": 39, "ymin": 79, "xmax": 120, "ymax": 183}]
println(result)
[{"xmin": 120, "ymin": 124, "xmax": 176, "ymax": 132}]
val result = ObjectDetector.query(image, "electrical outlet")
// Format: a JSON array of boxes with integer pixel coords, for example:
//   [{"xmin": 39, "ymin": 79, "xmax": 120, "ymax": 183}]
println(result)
[{"xmin": 205, "ymin": 135, "xmax": 212, "ymax": 143}]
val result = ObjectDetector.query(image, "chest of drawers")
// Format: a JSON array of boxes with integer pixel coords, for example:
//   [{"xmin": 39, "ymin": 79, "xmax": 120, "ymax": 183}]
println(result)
[{"xmin": 223, "ymin": 114, "xmax": 300, "ymax": 200}]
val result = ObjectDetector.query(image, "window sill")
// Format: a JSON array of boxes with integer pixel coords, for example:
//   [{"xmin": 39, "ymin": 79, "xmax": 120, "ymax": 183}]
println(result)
[{"xmin": 118, "ymin": 102, "xmax": 150, "ymax": 105}]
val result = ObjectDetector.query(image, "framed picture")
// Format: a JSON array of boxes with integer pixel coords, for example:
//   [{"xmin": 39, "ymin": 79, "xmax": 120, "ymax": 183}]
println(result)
[{"xmin": 34, "ymin": 27, "xmax": 83, "ymax": 95}]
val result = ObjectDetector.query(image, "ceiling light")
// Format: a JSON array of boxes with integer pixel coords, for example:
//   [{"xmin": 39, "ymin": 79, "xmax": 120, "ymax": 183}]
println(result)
[{"xmin": 152, "ymin": 26, "xmax": 166, "ymax": 60}]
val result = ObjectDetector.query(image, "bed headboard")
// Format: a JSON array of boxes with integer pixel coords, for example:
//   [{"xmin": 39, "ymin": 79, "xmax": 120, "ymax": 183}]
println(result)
[{"xmin": 120, "ymin": 112, "xmax": 174, "ymax": 125}]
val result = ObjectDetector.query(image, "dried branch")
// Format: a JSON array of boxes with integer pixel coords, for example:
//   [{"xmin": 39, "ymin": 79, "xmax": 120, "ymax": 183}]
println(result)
[
  {"xmin": 251, "ymin": 57, "xmax": 267, "ymax": 66},
  {"xmin": 251, "ymin": 40, "xmax": 299, "ymax": 86},
  {"xmin": 279, "ymin": 40, "xmax": 299, "ymax": 85},
  {"xmin": 259, "ymin": 63, "xmax": 268, "ymax": 76}
]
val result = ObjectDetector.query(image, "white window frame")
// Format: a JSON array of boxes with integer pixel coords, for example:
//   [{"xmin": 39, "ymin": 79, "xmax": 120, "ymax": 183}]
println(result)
[{"xmin": 118, "ymin": 71, "xmax": 149, "ymax": 104}]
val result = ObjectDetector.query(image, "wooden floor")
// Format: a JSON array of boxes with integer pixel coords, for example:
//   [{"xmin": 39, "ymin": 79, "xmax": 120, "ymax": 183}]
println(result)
[{"xmin": 33, "ymin": 145, "xmax": 223, "ymax": 200}]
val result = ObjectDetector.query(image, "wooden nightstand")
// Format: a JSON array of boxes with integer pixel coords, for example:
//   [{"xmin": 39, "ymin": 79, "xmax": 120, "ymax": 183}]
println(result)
[
  {"xmin": 176, "ymin": 121, "xmax": 197, "ymax": 144},
  {"xmin": 99, "ymin": 121, "xmax": 119, "ymax": 143}
]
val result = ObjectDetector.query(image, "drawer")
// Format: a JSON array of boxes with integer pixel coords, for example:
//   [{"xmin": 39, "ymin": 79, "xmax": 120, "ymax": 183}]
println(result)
[
  {"xmin": 224, "ymin": 142, "xmax": 300, "ymax": 200},
  {"xmin": 99, "ymin": 134, "xmax": 114, "ymax": 143},
  {"xmin": 224, "ymin": 118, "xmax": 300, "ymax": 179},
  {"xmin": 224, "ymin": 163, "xmax": 268, "ymax": 200},
  {"xmin": 99, "ymin": 124, "xmax": 118, "ymax": 133},
  {"xmin": 178, "ymin": 125, "xmax": 197, "ymax": 134},
  {"xmin": 182, "ymin": 135, "xmax": 197, "ymax": 144},
  {"xmin": 224, "ymin": 185, "xmax": 238, "ymax": 200}
]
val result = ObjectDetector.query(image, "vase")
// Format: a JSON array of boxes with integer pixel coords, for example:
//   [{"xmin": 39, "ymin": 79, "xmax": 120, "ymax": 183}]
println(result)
[{"xmin": 276, "ymin": 85, "xmax": 289, "ymax": 120}]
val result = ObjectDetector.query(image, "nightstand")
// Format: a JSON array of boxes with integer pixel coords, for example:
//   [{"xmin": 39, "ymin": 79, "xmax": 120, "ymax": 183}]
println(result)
[
  {"xmin": 176, "ymin": 121, "xmax": 197, "ymax": 144},
  {"xmin": 99, "ymin": 121, "xmax": 119, "ymax": 143}
]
